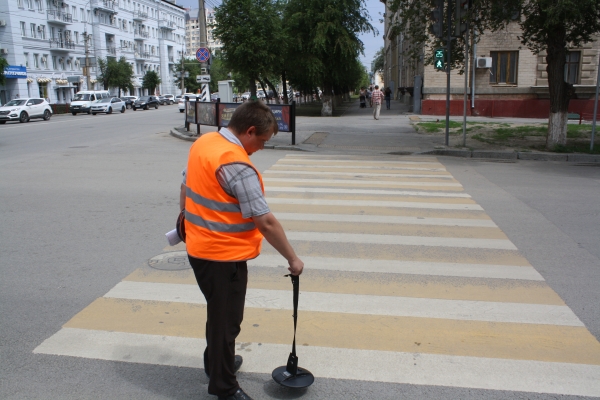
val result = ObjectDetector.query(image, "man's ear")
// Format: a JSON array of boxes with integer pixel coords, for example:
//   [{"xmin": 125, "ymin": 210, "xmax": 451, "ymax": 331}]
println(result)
[{"xmin": 243, "ymin": 126, "xmax": 257, "ymax": 137}]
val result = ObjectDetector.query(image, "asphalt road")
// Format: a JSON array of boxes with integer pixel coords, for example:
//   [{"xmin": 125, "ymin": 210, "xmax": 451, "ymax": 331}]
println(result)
[{"xmin": 1, "ymin": 105, "xmax": 599, "ymax": 399}]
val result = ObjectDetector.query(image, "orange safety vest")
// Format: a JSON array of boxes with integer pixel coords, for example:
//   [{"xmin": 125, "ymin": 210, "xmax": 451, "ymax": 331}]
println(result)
[{"xmin": 184, "ymin": 132, "xmax": 264, "ymax": 261}]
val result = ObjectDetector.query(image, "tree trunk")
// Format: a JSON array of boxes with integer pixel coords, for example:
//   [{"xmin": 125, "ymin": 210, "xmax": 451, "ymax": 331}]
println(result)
[
  {"xmin": 263, "ymin": 77, "xmax": 280, "ymax": 104},
  {"xmin": 545, "ymin": 30, "xmax": 574, "ymax": 150},
  {"xmin": 282, "ymin": 71, "xmax": 288, "ymax": 104},
  {"xmin": 321, "ymin": 85, "xmax": 333, "ymax": 116}
]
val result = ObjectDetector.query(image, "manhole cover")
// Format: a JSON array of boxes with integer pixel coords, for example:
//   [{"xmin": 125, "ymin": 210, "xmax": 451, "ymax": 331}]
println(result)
[
  {"xmin": 303, "ymin": 132, "xmax": 329, "ymax": 145},
  {"xmin": 148, "ymin": 251, "xmax": 190, "ymax": 271}
]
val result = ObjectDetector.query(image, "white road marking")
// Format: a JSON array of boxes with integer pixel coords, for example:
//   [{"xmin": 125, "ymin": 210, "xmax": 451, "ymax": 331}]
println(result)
[
  {"xmin": 264, "ymin": 170, "xmax": 454, "ymax": 178},
  {"xmin": 266, "ymin": 197, "xmax": 483, "ymax": 210},
  {"xmin": 34, "ymin": 328, "xmax": 600, "ymax": 397},
  {"xmin": 276, "ymin": 159, "xmax": 443, "ymax": 166},
  {"xmin": 250, "ymin": 254, "xmax": 543, "ymax": 281},
  {"xmin": 264, "ymin": 177, "xmax": 463, "ymax": 187},
  {"xmin": 273, "ymin": 212, "xmax": 497, "ymax": 227},
  {"xmin": 102, "ymin": 281, "xmax": 581, "ymax": 326},
  {"xmin": 266, "ymin": 186, "xmax": 469, "ymax": 198},
  {"xmin": 270, "ymin": 164, "xmax": 446, "ymax": 171}
]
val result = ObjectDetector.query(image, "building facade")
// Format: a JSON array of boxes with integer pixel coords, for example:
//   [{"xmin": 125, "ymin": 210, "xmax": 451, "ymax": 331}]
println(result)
[
  {"xmin": 184, "ymin": 8, "xmax": 221, "ymax": 58},
  {"xmin": 381, "ymin": 0, "xmax": 600, "ymax": 118},
  {"xmin": 0, "ymin": 0, "xmax": 186, "ymax": 104}
]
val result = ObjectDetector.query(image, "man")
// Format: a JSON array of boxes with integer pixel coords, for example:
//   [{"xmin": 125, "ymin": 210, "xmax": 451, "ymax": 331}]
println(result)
[
  {"xmin": 371, "ymin": 85, "xmax": 383, "ymax": 120},
  {"xmin": 384, "ymin": 86, "xmax": 392, "ymax": 110},
  {"xmin": 182, "ymin": 101, "xmax": 304, "ymax": 400}
]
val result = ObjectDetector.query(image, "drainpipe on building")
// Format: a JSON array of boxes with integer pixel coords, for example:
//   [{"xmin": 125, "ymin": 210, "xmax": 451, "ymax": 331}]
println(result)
[{"xmin": 471, "ymin": 29, "xmax": 477, "ymax": 109}]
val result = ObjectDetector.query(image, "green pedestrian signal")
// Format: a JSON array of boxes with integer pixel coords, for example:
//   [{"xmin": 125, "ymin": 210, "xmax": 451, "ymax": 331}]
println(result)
[{"xmin": 434, "ymin": 48, "xmax": 446, "ymax": 71}]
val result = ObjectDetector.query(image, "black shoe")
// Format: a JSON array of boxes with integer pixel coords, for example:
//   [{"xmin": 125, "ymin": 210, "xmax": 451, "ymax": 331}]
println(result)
[
  {"xmin": 205, "ymin": 355, "xmax": 243, "ymax": 378},
  {"xmin": 218, "ymin": 388, "xmax": 253, "ymax": 400}
]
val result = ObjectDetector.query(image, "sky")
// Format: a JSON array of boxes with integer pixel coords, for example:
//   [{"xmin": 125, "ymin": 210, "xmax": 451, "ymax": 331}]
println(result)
[{"xmin": 176, "ymin": 0, "xmax": 385, "ymax": 71}]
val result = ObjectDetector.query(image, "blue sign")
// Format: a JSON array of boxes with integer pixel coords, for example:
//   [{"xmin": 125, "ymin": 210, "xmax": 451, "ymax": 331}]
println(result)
[
  {"xmin": 4, "ymin": 65, "xmax": 27, "ymax": 79},
  {"xmin": 196, "ymin": 47, "xmax": 210, "ymax": 63}
]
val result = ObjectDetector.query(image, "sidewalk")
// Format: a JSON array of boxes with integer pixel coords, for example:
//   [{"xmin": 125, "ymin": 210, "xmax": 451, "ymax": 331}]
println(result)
[{"xmin": 170, "ymin": 99, "xmax": 600, "ymax": 162}]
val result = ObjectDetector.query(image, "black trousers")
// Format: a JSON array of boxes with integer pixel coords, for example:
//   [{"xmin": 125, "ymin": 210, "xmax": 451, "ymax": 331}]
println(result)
[{"xmin": 189, "ymin": 256, "xmax": 248, "ymax": 397}]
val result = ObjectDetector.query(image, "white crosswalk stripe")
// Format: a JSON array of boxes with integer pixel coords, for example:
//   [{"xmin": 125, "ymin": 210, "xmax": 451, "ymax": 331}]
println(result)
[{"xmin": 34, "ymin": 154, "xmax": 600, "ymax": 397}]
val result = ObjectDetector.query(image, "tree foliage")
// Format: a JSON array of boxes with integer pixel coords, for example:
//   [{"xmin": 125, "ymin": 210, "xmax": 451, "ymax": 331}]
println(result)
[
  {"xmin": 387, "ymin": 0, "xmax": 600, "ymax": 148},
  {"xmin": 142, "ymin": 70, "xmax": 161, "ymax": 94},
  {"xmin": 0, "ymin": 56, "xmax": 8, "ymax": 86},
  {"xmin": 372, "ymin": 46, "xmax": 384, "ymax": 79},
  {"xmin": 96, "ymin": 57, "xmax": 135, "ymax": 96}
]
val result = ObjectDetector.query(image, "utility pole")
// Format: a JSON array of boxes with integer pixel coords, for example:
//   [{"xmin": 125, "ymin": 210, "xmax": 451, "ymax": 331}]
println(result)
[
  {"xmin": 180, "ymin": 45, "xmax": 185, "ymax": 95},
  {"xmin": 445, "ymin": 0, "xmax": 452, "ymax": 146},
  {"xmin": 198, "ymin": 0, "xmax": 210, "ymax": 101},
  {"xmin": 84, "ymin": 32, "xmax": 91, "ymax": 90}
]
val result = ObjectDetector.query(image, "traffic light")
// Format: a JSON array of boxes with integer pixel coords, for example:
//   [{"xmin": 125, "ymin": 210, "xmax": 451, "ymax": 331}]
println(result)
[
  {"xmin": 455, "ymin": 0, "xmax": 470, "ymax": 36},
  {"xmin": 434, "ymin": 48, "xmax": 446, "ymax": 71},
  {"xmin": 429, "ymin": 0, "xmax": 444, "ymax": 38}
]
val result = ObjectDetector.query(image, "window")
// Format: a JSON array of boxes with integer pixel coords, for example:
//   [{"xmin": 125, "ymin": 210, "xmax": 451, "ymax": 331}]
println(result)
[
  {"xmin": 42, "ymin": 54, "xmax": 48, "ymax": 69},
  {"xmin": 30, "ymin": 23, "xmax": 36, "ymax": 38},
  {"xmin": 36, "ymin": 0, "xmax": 42, "ymax": 11},
  {"xmin": 18, "ymin": 0, "xmax": 24, "ymax": 8},
  {"xmin": 52, "ymin": 56, "xmax": 57, "ymax": 69},
  {"xmin": 20, "ymin": 22, "xmax": 26, "ymax": 37},
  {"xmin": 489, "ymin": 51, "xmax": 518, "ymax": 85},
  {"xmin": 565, "ymin": 51, "xmax": 580, "ymax": 85},
  {"xmin": 72, "ymin": 6, "xmax": 77, "ymax": 20},
  {"xmin": 39, "ymin": 25, "xmax": 46, "ymax": 39},
  {"xmin": 24, "ymin": 53, "xmax": 29, "ymax": 68},
  {"xmin": 34, "ymin": 54, "xmax": 39, "ymax": 68},
  {"xmin": 74, "ymin": 31, "xmax": 78, "ymax": 44},
  {"xmin": 27, "ymin": 0, "xmax": 33, "ymax": 10}
]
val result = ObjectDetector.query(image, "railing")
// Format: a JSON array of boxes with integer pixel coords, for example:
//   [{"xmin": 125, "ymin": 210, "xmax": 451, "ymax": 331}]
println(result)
[
  {"xmin": 47, "ymin": 10, "xmax": 72, "ymax": 23},
  {"xmin": 106, "ymin": 46, "xmax": 116, "ymax": 55},
  {"xmin": 93, "ymin": 0, "xmax": 116, "ymax": 11},
  {"xmin": 168, "ymin": 56, "xmax": 174, "ymax": 63},
  {"xmin": 133, "ymin": 10, "xmax": 148, "ymax": 20},
  {"xmin": 134, "ymin": 52, "xmax": 150, "ymax": 59},
  {"xmin": 49, "ymin": 39, "xmax": 75, "ymax": 50},
  {"xmin": 120, "ymin": 45, "xmax": 134, "ymax": 53},
  {"xmin": 159, "ymin": 19, "xmax": 176, "ymax": 29},
  {"xmin": 134, "ymin": 30, "xmax": 149, "ymax": 39}
]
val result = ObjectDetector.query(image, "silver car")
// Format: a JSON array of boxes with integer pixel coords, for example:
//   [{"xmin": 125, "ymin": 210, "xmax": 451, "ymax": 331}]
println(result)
[{"xmin": 90, "ymin": 97, "xmax": 126, "ymax": 115}]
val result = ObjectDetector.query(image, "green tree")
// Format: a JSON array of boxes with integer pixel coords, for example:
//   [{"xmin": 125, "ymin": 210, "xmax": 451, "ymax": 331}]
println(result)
[
  {"xmin": 173, "ymin": 57, "xmax": 203, "ymax": 95},
  {"xmin": 387, "ymin": 0, "xmax": 600, "ymax": 149},
  {"xmin": 96, "ymin": 57, "xmax": 119, "ymax": 91},
  {"xmin": 283, "ymin": 0, "xmax": 375, "ymax": 114},
  {"xmin": 142, "ymin": 70, "xmax": 161, "ymax": 95},
  {"xmin": 213, "ymin": 0, "xmax": 281, "ymax": 99},
  {"xmin": 372, "ymin": 47, "xmax": 384, "ymax": 81},
  {"xmin": 113, "ymin": 57, "xmax": 135, "ymax": 97},
  {"xmin": 0, "ymin": 56, "xmax": 8, "ymax": 86}
]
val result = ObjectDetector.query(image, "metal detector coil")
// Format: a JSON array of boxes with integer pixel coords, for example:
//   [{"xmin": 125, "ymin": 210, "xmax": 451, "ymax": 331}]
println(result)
[{"xmin": 272, "ymin": 274, "xmax": 315, "ymax": 388}]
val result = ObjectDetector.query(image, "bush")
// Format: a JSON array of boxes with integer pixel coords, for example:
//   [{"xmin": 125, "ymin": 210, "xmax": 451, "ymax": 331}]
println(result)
[{"xmin": 50, "ymin": 103, "xmax": 70, "ymax": 114}]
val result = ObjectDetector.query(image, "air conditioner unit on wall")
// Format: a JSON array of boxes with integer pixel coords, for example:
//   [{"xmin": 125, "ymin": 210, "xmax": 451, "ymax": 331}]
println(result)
[
  {"xmin": 477, "ymin": 57, "xmax": 493, "ymax": 68},
  {"xmin": 0, "ymin": 20, "xmax": 6, "ymax": 27},
  {"xmin": 0, "ymin": 48, "xmax": 8, "ymax": 55}
]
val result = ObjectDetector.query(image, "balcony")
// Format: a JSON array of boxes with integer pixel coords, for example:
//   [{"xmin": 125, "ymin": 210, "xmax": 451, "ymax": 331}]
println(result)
[
  {"xmin": 93, "ymin": 0, "xmax": 118, "ymax": 14},
  {"xmin": 106, "ymin": 46, "xmax": 117, "ymax": 55},
  {"xmin": 134, "ymin": 30, "xmax": 149, "ymax": 40},
  {"xmin": 159, "ymin": 19, "xmax": 176, "ymax": 30},
  {"xmin": 132, "ymin": 10, "xmax": 148, "ymax": 21},
  {"xmin": 168, "ymin": 56, "xmax": 174, "ymax": 63},
  {"xmin": 134, "ymin": 52, "xmax": 150, "ymax": 60},
  {"xmin": 49, "ymin": 39, "xmax": 75, "ymax": 51},
  {"xmin": 47, "ymin": 10, "xmax": 72, "ymax": 24},
  {"xmin": 120, "ymin": 44, "xmax": 134, "ymax": 53}
]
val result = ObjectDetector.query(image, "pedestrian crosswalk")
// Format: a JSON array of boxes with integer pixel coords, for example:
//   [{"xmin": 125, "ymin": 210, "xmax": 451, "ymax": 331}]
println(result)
[{"xmin": 34, "ymin": 154, "xmax": 600, "ymax": 397}]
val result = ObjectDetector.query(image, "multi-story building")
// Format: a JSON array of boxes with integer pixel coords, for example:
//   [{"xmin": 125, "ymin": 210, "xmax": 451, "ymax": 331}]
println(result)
[
  {"xmin": 380, "ymin": 0, "xmax": 600, "ymax": 118},
  {"xmin": 184, "ymin": 8, "xmax": 221, "ymax": 58},
  {"xmin": 0, "ymin": 0, "xmax": 186, "ymax": 104}
]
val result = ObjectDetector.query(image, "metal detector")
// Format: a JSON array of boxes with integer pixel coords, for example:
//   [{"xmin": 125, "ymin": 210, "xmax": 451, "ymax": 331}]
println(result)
[{"xmin": 272, "ymin": 274, "xmax": 315, "ymax": 388}]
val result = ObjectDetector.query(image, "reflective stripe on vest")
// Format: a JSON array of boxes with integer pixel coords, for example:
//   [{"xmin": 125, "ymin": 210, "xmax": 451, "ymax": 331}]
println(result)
[{"xmin": 184, "ymin": 131, "xmax": 264, "ymax": 261}]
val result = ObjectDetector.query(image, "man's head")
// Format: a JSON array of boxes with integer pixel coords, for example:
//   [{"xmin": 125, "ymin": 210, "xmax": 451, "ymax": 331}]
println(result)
[
  {"xmin": 228, "ymin": 101, "xmax": 278, "ymax": 155},
  {"xmin": 375, "ymin": 85, "xmax": 379, "ymax": 89}
]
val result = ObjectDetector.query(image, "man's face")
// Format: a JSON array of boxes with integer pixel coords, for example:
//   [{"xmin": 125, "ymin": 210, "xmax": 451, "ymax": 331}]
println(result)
[{"xmin": 240, "ymin": 126, "xmax": 274, "ymax": 155}]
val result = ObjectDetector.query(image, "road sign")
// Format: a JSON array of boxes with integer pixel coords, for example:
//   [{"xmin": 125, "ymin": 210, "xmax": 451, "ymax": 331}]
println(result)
[
  {"xmin": 196, "ymin": 75, "xmax": 211, "ymax": 83},
  {"xmin": 196, "ymin": 47, "xmax": 210, "ymax": 63},
  {"xmin": 434, "ymin": 48, "xmax": 446, "ymax": 71}
]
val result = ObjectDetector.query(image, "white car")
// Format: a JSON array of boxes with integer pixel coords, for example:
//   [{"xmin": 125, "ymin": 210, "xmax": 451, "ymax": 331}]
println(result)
[
  {"xmin": 163, "ymin": 94, "xmax": 175, "ymax": 105},
  {"xmin": 178, "ymin": 93, "xmax": 196, "ymax": 113},
  {"xmin": 0, "ymin": 98, "xmax": 53, "ymax": 123},
  {"xmin": 90, "ymin": 97, "xmax": 126, "ymax": 115}
]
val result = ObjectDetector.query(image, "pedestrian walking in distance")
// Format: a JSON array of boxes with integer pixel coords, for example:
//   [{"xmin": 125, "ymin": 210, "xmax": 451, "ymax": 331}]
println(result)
[
  {"xmin": 384, "ymin": 86, "xmax": 392, "ymax": 110},
  {"xmin": 372, "ymin": 85, "xmax": 383, "ymax": 120},
  {"xmin": 181, "ymin": 101, "xmax": 304, "ymax": 400}
]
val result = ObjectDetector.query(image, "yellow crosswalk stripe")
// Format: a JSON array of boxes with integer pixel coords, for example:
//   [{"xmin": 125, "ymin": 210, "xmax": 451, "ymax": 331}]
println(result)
[{"xmin": 34, "ymin": 154, "xmax": 600, "ymax": 396}]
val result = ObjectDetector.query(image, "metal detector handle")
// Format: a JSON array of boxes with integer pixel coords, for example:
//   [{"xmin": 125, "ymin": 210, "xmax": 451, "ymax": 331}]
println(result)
[{"xmin": 285, "ymin": 274, "xmax": 300, "ymax": 375}]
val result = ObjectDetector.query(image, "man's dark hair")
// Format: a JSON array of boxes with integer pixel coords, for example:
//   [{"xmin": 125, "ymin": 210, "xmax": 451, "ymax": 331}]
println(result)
[{"xmin": 228, "ymin": 101, "xmax": 278, "ymax": 137}]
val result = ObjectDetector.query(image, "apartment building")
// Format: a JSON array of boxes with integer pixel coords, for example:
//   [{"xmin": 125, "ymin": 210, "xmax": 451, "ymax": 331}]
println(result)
[
  {"xmin": 0, "ymin": 0, "xmax": 186, "ymax": 104},
  {"xmin": 184, "ymin": 8, "xmax": 221, "ymax": 58},
  {"xmin": 380, "ymin": 0, "xmax": 600, "ymax": 118}
]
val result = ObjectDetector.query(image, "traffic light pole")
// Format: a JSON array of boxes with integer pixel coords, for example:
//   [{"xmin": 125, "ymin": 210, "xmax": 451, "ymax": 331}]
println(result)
[{"xmin": 445, "ymin": 0, "xmax": 452, "ymax": 146}]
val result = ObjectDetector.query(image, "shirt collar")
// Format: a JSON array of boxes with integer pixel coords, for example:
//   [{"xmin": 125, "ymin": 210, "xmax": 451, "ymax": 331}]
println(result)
[{"xmin": 218, "ymin": 127, "xmax": 243, "ymax": 148}]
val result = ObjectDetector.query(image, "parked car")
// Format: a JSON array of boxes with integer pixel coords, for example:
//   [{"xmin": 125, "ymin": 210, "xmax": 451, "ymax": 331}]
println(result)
[
  {"xmin": 122, "ymin": 96, "xmax": 138, "ymax": 109},
  {"xmin": 0, "ymin": 98, "xmax": 52, "ymax": 123},
  {"xmin": 163, "ymin": 94, "xmax": 175, "ymax": 105},
  {"xmin": 91, "ymin": 97, "xmax": 126, "ymax": 115},
  {"xmin": 157, "ymin": 96, "xmax": 168, "ymax": 105},
  {"xmin": 210, "ymin": 93, "xmax": 219, "ymax": 102},
  {"xmin": 240, "ymin": 92, "xmax": 251, "ymax": 101},
  {"xmin": 257, "ymin": 90, "xmax": 266, "ymax": 99},
  {"xmin": 178, "ymin": 93, "xmax": 197, "ymax": 113},
  {"xmin": 132, "ymin": 96, "xmax": 160, "ymax": 110},
  {"xmin": 69, "ymin": 90, "xmax": 110, "ymax": 115}
]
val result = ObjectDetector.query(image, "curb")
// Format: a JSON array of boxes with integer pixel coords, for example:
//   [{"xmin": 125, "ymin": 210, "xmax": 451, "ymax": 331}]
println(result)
[
  {"xmin": 170, "ymin": 128, "xmax": 312, "ymax": 151},
  {"xmin": 419, "ymin": 149, "xmax": 600, "ymax": 162}
]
